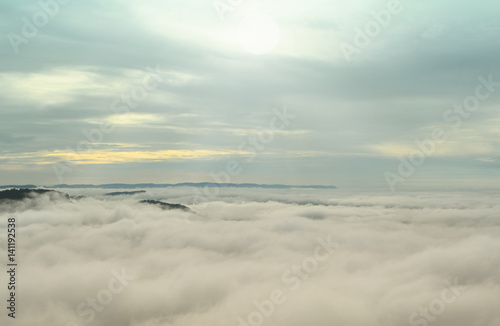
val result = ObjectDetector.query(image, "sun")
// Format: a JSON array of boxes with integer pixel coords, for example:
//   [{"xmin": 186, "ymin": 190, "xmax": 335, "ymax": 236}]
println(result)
[{"xmin": 237, "ymin": 12, "xmax": 281, "ymax": 55}]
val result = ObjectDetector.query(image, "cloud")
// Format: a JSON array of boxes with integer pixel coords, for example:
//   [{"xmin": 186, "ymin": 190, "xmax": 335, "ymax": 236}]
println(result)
[
  {"xmin": 0, "ymin": 188, "xmax": 499, "ymax": 325},
  {"xmin": 1, "ymin": 0, "xmax": 499, "ymax": 187},
  {"xmin": 0, "ymin": 149, "xmax": 251, "ymax": 165}
]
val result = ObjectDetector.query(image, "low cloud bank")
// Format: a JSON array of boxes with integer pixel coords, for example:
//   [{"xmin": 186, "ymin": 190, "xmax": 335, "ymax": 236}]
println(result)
[{"xmin": 0, "ymin": 188, "xmax": 499, "ymax": 326}]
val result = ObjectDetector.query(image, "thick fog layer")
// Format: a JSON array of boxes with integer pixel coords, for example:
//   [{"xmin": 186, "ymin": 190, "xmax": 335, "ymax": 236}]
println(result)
[{"xmin": 1, "ymin": 188, "xmax": 499, "ymax": 326}]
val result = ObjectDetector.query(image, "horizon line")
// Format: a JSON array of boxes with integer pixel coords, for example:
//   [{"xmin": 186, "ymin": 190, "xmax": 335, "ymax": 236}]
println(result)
[{"xmin": 0, "ymin": 182, "xmax": 338, "ymax": 190}]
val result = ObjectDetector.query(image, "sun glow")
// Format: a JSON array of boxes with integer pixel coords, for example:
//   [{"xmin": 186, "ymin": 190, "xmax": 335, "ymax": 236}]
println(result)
[{"xmin": 237, "ymin": 12, "xmax": 281, "ymax": 55}]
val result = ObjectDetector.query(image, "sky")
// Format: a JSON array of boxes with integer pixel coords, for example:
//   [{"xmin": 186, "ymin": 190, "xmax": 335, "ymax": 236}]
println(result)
[
  {"xmin": 1, "ymin": 0, "xmax": 500, "ymax": 189},
  {"xmin": 1, "ymin": 188, "xmax": 499, "ymax": 325}
]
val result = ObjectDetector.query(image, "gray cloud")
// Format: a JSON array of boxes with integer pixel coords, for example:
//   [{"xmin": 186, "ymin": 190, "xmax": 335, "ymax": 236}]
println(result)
[{"xmin": 0, "ymin": 0, "xmax": 499, "ymax": 187}]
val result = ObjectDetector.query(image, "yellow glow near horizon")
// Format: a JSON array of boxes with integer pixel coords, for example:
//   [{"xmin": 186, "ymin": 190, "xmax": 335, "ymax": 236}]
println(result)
[
  {"xmin": 371, "ymin": 141, "xmax": 496, "ymax": 157},
  {"xmin": 106, "ymin": 113, "xmax": 163, "ymax": 125},
  {"xmin": 40, "ymin": 149, "xmax": 249, "ymax": 165}
]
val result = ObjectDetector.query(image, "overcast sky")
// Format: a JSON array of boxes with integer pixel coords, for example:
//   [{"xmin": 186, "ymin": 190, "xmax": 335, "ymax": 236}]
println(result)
[{"xmin": 1, "ymin": 0, "xmax": 499, "ymax": 189}]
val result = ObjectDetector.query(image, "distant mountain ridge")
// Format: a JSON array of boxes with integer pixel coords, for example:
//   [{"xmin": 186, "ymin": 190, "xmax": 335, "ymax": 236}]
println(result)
[
  {"xmin": 0, "ymin": 185, "xmax": 38, "ymax": 189},
  {"xmin": 105, "ymin": 190, "xmax": 147, "ymax": 196},
  {"xmin": 0, "ymin": 189, "xmax": 191, "ymax": 212},
  {"xmin": 139, "ymin": 200, "xmax": 191, "ymax": 212},
  {"xmin": 0, "ymin": 188, "xmax": 70, "ymax": 201},
  {"xmin": 0, "ymin": 183, "xmax": 337, "ymax": 190}
]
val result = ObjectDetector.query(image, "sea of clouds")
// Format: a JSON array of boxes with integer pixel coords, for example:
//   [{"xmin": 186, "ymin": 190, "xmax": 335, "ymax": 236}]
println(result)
[{"xmin": 1, "ymin": 188, "xmax": 499, "ymax": 326}]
